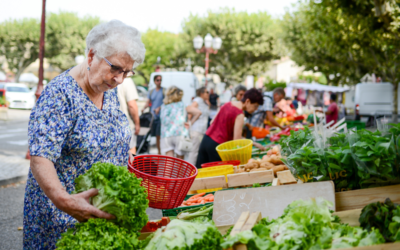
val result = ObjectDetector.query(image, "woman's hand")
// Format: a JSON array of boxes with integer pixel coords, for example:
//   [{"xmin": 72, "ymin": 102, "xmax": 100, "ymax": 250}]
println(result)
[{"xmin": 56, "ymin": 188, "xmax": 116, "ymax": 222}]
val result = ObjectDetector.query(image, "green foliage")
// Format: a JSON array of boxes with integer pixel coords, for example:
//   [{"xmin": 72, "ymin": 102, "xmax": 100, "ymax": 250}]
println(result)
[
  {"xmin": 0, "ymin": 18, "xmax": 40, "ymax": 82},
  {"xmin": 73, "ymin": 162, "xmax": 149, "ymax": 231},
  {"xmin": 221, "ymin": 198, "xmax": 385, "ymax": 250},
  {"xmin": 359, "ymin": 198, "xmax": 400, "ymax": 242},
  {"xmin": 56, "ymin": 218, "xmax": 141, "ymax": 250},
  {"xmin": 137, "ymin": 29, "xmax": 190, "ymax": 82},
  {"xmin": 279, "ymin": 127, "xmax": 313, "ymax": 156},
  {"xmin": 263, "ymin": 80, "xmax": 286, "ymax": 92},
  {"xmin": 0, "ymin": 12, "xmax": 100, "ymax": 81},
  {"xmin": 144, "ymin": 219, "xmax": 223, "ymax": 250},
  {"xmin": 176, "ymin": 204, "xmax": 213, "ymax": 221},
  {"xmin": 46, "ymin": 12, "xmax": 101, "ymax": 71},
  {"xmin": 282, "ymin": 0, "xmax": 400, "ymax": 114},
  {"xmin": 181, "ymin": 9, "xmax": 277, "ymax": 84}
]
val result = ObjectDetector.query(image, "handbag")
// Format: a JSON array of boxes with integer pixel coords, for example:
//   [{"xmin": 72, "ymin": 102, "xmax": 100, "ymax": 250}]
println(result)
[{"xmin": 178, "ymin": 105, "xmax": 193, "ymax": 152}]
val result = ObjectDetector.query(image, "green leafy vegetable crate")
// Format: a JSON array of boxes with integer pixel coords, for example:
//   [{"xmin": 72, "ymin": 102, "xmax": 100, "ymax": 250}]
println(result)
[
  {"xmin": 162, "ymin": 191, "xmax": 215, "ymax": 217},
  {"xmin": 345, "ymin": 120, "xmax": 366, "ymax": 130}
]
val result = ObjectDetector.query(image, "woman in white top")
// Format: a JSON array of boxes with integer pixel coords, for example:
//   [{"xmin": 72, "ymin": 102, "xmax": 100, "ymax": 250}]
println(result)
[{"xmin": 187, "ymin": 87, "xmax": 210, "ymax": 165}]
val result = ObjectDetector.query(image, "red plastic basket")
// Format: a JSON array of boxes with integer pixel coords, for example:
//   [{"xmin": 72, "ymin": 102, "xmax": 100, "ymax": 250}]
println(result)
[
  {"xmin": 201, "ymin": 160, "xmax": 241, "ymax": 168},
  {"xmin": 128, "ymin": 155, "xmax": 198, "ymax": 209}
]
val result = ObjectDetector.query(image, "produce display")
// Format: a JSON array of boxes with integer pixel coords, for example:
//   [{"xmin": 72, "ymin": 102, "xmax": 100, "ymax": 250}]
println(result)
[
  {"xmin": 179, "ymin": 192, "xmax": 214, "ymax": 207},
  {"xmin": 241, "ymin": 146, "xmax": 288, "ymax": 176},
  {"xmin": 56, "ymin": 219, "xmax": 142, "ymax": 250},
  {"xmin": 280, "ymin": 125, "xmax": 400, "ymax": 191},
  {"xmin": 222, "ymin": 198, "xmax": 385, "ymax": 250},
  {"xmin": 73, "ymin": 162, "xmax": 149, "ymax": 231},
  {"xmin": 142, "ymin": 219, "xmax": 223, "ymax": 250},
  {"xmin": 359, "ymin": 198, "xmax": 400, "ymax": 242}
]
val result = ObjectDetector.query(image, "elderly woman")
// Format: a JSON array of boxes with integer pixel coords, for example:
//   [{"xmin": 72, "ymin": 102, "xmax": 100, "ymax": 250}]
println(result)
[{"xmin": 23, "ymin": 20, "xmax": 145, "ymax": 248}]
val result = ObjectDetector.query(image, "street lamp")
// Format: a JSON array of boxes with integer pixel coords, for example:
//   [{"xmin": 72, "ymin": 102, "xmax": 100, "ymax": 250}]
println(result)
[{"xmin": 193, "ymin": 33, "xmax": 222, "ymax": 86}]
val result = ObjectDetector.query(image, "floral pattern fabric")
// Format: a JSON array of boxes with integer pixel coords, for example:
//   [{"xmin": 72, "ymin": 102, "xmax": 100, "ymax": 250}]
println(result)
[
  {"xmin": 160, "ymin": 101, "xmax": 189, "ymax": 138},
  {"xmin": 23, "ymin": 69, "xmax": 131, "ymax": 249}
]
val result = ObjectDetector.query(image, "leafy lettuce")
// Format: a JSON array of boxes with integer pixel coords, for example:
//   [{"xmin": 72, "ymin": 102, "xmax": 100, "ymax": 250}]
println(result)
[
  {"xmin": 144, "ymin": 219, "xmax": 223, "ymax": 250},
  {"xmin": 56, "ymin": 218, "xmax": 141, "ymax": 249},
  {"xmin": 73, "ymin": 162, "xmax": 149, "ymax": 231},
  {"xmin": 221, "ymin": 198, "xmax": 385, "ymax": 250}
]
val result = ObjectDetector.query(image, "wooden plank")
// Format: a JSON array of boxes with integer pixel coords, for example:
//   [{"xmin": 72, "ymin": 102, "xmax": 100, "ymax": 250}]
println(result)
[
  {"xmin": 241, "ymin": 212, "xmax": 262, "ymax": 232},
  {"xmin": 333, "ymin": 209, "xmax": 362, "ymax": 227},
  {"xmin": 272, "ymin": 178, "xmax": 281, "ymax": 186},
  {"xmin": 213, "ymin": 181, "xmax": 335, "ymax": 226},
  {"xmin": 230, "ymin": 211, "xmax": 250, "ymax": 236},
  {"xmin": 277, "ymin": 170, "xmax": 297, "ymax": 184},
  {"xmin": 330, "ymin": 242, "xmax": 400, "ymax": 250},
  {"xmin": 189, "ymin": 176, "xmax": 226, "ymax": 191},
  {"xmin": 335, "ymin": 184, "xmax": 400, "ymax": 211},
  {"xmin": 227, "ymin": 170, "xmax": 274, "ymax": 188}
]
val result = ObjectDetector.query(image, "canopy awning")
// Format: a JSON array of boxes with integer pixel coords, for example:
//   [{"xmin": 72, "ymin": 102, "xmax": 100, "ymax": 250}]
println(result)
[{"xmin": 287, "ymin": 82, "xmax": 349, "ymax": 93}]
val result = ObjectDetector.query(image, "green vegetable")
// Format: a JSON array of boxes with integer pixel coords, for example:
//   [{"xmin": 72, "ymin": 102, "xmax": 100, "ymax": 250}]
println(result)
[
  {"xmin": 359, "ymin": 198, "xmax": 400, "ymax": 242},
  {"xmin": 56, "ymin": 218, "xmax": 141, "ymax": 250},
  {"xmin": 252, "ymin": 183, "xmax": 261, "ymax": 188},
  {"xmin": 221, "ymin": 198, "xmax": 385, "ymax": 250},
  {"xmin": 73, "ymin": 162, "xmax": 149, "ymax": 231},
  {"xmin": 278, "ymin": 127, "xmax": 313, "ymax": 157},
  {"xmin": 176, "ymin": 204, "xmax": 213, "ymax": 221},
  {"xmin": 144, "ymin": 219, "xmax": 223, "ymax": 250}
]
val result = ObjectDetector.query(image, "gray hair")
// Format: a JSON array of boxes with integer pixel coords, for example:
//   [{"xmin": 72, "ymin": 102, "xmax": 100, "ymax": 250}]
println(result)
[
  {"xmin": 234, "ymin": 85, "xmax": 247, "ymax": 95},
  {"xmin": 85, "ymin": 20, "xmax": 145, "ymax": 68}
]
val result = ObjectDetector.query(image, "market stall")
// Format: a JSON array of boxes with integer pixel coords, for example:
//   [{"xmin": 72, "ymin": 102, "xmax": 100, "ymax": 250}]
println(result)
[{"xmin": 55, "ymin": 120, "xmax": 400, "ymax": 250}]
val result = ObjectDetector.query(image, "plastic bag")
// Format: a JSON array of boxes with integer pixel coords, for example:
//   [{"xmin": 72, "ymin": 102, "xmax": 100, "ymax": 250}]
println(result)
[{"xmin": 348, "ymin": 129, "xmax": 400, "ymax": 188}]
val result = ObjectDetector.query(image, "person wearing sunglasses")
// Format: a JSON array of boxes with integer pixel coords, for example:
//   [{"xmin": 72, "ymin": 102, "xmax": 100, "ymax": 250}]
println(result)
[{"xmin": 24, "ymin": 20, "xmax": 145, "ymax": 248}]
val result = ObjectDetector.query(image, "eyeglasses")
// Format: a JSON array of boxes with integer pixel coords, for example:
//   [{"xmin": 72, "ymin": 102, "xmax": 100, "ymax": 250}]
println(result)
[{"xmin": 103, "ymin": 57, "xmax": 135, "ymax": 78}]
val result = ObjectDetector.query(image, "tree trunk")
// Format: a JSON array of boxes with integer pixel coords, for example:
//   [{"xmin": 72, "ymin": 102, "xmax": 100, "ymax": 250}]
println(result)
[{"xmin": 393, "ymin": 82, "xmax": 398, "ymax": 123}]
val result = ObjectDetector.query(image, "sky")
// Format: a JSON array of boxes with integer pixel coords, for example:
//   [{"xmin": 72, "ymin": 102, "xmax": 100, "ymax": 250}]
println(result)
[{"xmin": 0, "ymin": 0, "xmax": 299, "ymax": 33}]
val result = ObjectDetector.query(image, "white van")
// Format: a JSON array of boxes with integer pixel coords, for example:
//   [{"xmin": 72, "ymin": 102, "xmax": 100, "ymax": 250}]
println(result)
[
  {"xmin": 354, "ymin": 82, "xmax": 399, "ymax": 118},
  {"xmin": 148, "ymin": 72, "xmax": 200, "ymax": 106}
]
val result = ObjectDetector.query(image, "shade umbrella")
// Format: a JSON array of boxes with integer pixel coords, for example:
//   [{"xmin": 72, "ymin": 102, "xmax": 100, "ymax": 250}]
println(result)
[{"xmin": 20, "ymin": 73, "xmax": 39, "ymax": 83}]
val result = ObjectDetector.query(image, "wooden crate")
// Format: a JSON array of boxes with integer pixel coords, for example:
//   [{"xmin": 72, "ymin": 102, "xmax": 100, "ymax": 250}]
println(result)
[{"xmin": 335, "ymin": 184, "xmax": 400, "ymax": 211}]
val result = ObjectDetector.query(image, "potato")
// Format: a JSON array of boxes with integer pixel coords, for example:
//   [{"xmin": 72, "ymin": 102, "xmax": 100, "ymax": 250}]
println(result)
[
  {"xmin": 260, "ymin": 161, "xmax": 274, "ymax": 169},
  {"xmin": 250, "ymin": 168, "xmax": 268, "ymax": 172},
  {"xmin": 271, "ymin": 165, "xmax": 287, "ymax": 176},
  {"xmin": 269, "ymin": 155, "xmax": 284, "ymax": 165},
  {"xmin": 262, "ymin": 155, "xmax": 271, "ymax": 161},
  {"xmin": 248, "ymin": 159, "xmax": 257, "ymax": 164},
  {"xmin": 245, "ymin": 161, "xmax": 260, "ymax": 170},
  {"xmin": 236, "ymin": 168, "xmax": 245, "ymax": 173},
  {"xmin": 267, "ymin": 146, "xmax": 281, "ymax": 156}
]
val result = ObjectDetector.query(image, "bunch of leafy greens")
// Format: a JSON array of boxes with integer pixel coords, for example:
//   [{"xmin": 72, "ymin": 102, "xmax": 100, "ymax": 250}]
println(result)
[
  {"xmin": 56, "ymin": 218, "xmax": 141, "ymax": 250},
  {"xmin": 349, "ymin": 130, "xmax": 399, "ymax": 188},
  {"xmin": 359, "ymin": 198, "xmax": 400, "ymax": 242},
  {"xmin": 144, "ymin": 219, "xmax": 223, "ymax": 250},
  {"xmin": 278, "ymin": 127, "xmax": 313, "ymax": 157},
  {"xmin": 177, "ymin": 204, "xmax": 213, "ymax": 222},
  {"xmin": 73, "ymin": 162, "xmax": 149, "ymax": 231},
  {"xmin": 221, "ymin": 198, "xmax": 385, "ymax": 250}
]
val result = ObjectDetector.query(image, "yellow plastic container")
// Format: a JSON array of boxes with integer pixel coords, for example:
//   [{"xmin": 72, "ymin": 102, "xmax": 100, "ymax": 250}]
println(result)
[
  {"xmin": 216, "ymin": 139, "xmax": 253, "ymax": 165},
  {"xmin": 195, "ymin": 165, "xmax": 234, "ymax": 193}
]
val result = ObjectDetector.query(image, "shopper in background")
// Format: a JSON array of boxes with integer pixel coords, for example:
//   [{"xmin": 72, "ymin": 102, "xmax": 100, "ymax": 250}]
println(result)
[
  {"xmin": 208, "ymin": 88, "xmax": 220, "ymax": 125},
  {"xmin": 187, "ymin": 87, "xmax": 210, "ymax": 165},
  {"xmin": 160, "ymin": 86, "xmax": 201, "ymax": 159},
  {"xmin": 316, "ymin": 93, "xmax": 339, "ymax": 125},
  {"xmin": 231, "ymin": 85, "xmax": 247, "ymax": 101},
  {"xmin": 142, "ymin": 74, "xmax": 165, "ymax": 154},
  {"xmin": 246, "ymin": 88, "xmax": 286, "ymax": 137},
  {"xmin": 292, "ymin": 95, "xmax": 299, "ymax": 109},
  {"xmin": 117, "ymin": 78, "xmax": 140, "ymax": 155},
  {"xmin": 196, "ymin": 88, "xmax": 264, "ymax": 168}
]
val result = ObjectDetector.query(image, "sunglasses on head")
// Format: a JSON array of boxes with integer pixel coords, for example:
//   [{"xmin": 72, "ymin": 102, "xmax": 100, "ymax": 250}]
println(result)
[{"xmin": 103, "ymin": 57, "xmax": 135, "ymax": 78}]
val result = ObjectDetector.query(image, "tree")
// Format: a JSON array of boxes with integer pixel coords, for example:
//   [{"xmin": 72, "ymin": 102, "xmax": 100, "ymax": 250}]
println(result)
[
  {"xmin": 282, "ymin": 0, "xmax": 400, "ymax": 121},
  {"xmin": 46, "ymin": 12, "xmax": 101, "ymax": 71},
  {"xmin": 0, "ymin": 18, "xmax": 40, "ymax": 82},
  {"xmin": 136, "ymin": 29, "xmax": 190, "ymax": 83},
  {"xmin": 181, "ymin": 9, "xmax": 278, "ymax": 84}
]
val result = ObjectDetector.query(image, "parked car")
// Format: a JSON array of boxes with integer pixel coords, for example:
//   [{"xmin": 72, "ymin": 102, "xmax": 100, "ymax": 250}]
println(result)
[
  {"xmin": 148, "ymin": 72, "xmax": 200, "ymax": 106},
  {"xmin": 4, "ymin": 83, "xmax": 36, "ymax": 109}
]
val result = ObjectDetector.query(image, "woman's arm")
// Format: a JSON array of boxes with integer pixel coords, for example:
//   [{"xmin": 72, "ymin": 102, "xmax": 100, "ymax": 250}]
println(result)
[
  {"xmin": 30, "ymin": 156, "xmax": 115, "ymax": 222},
  {"xmin": 186, "ymin": 105, "xmax": 202, "ymax": 125},
  {"xmin": 233, "ymin": 113, "xmax": 245, "ymax": 140},
  {"xmin": 187, "ymin": 101, "xmax": 199, "ymax": 122}
]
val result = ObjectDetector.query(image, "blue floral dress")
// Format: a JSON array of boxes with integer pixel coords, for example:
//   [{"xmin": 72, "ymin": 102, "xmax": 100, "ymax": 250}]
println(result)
[{"xmin": 23, "ymin": 69, "xmax": 131, "ymax": 249}]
